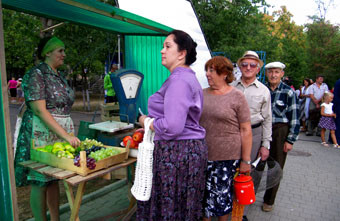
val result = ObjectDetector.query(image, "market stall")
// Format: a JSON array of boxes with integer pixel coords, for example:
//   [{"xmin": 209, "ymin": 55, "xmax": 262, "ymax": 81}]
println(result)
[{"xmin": 0, "ymin": 0, "xmax": 173, "ymax": 220}]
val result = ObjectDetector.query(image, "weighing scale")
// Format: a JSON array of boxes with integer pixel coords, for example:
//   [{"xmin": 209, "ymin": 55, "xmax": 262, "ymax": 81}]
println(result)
[
  {"xmin": 88, "ymin": 69, "xmax": 144, "ymax": 146},
  {"xmin": 110, "ymin": 68, "xmax": 144, "ymax": 124}
]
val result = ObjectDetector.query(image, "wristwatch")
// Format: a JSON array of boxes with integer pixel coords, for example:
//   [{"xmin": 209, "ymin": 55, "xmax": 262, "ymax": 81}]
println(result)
[{"xmin": 241, "ymin": 159, "xmax": 251, "ymax": 165}]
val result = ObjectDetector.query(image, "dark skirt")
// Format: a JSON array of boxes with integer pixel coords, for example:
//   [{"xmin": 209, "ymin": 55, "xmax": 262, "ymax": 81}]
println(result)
[
  {"xmin": 137, "ymin": 139, "xmax": 208, "ymax": 221},
  {"xmin": 318, "ymin": 116, "xmax": 336, "ymax": 130},
  {"xmin": 10, "ymin": 88, "xmax": 17, "ymax": 97},
  {"xmin": 203, "ymin": 160, "xmax": 239, "ymax": 217}
]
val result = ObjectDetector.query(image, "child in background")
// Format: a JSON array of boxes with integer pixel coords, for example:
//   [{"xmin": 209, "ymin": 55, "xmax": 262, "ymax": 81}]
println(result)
[{"xmin": 318, "ymin": 92, "xmax": 339, "ymax": 148}]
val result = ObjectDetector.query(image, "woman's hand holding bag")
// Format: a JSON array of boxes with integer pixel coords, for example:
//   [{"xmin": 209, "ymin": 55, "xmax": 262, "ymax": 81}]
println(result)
[{"xmin": 131, "ymin": 117, "xmax": 155, "ymax": 201}]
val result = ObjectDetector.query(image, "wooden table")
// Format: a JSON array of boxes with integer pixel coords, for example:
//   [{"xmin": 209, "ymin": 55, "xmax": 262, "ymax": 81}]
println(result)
[{"xmin": 20, "ymin": 158, "xmax": 137, "ymax": 221}]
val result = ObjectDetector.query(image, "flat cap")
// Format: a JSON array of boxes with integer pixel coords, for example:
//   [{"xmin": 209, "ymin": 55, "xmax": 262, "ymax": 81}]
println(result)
[{"xmin": 265, "ymin": 62, "xmax": 285, "ymax": 69}]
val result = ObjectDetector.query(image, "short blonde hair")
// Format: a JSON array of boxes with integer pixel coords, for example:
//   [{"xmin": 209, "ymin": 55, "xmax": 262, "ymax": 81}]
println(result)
[{"xmin": 322, "ymin": 91, "xmax": 333, "ymax": 102}]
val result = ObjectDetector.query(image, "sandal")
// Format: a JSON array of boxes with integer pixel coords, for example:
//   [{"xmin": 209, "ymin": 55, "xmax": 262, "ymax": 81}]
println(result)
[
  {"xmin": 321, "ymin": 142, "xmax": 329, "ymax": 147},
  {"xmin": 333, "ymin": 144, "xmax": 339, "ymax": 148}
]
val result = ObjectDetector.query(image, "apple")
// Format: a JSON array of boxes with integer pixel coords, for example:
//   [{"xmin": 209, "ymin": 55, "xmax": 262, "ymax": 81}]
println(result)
[
  {"xmin": 44, "ymin": 145, "xmax": 53, "ymax": 153},
  {"xmin": 129, "ymin": 139, "xmax": 137, "ymax": 148},
  {"xmin": 53, "ymin": 142, "xmax": 64, "ymax": 150},
  {"xmin": 133, "ymin": 131, "xmax": 143, "ymax": 143},
  {"xmin": 64, "ymin": 144, "xmax": 75, "ymax": 153}
]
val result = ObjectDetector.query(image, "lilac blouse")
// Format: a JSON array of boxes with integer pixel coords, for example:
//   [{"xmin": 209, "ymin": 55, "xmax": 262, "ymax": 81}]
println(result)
[{"xmin": 148, "ymin": 67, "xmax": 206, "ymax": 141}]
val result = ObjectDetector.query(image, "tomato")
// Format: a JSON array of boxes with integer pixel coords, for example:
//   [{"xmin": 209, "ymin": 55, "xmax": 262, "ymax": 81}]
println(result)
[
  {"xmin": 123, "ymin": 136, "xmax": 133, "ymax": 147},
  {"xmin": 133, "ymin": 131, "xmax": 144, "ymax": 143}
]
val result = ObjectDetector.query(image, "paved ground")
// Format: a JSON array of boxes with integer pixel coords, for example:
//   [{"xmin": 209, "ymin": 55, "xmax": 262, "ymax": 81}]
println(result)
[{"xmin": 9, "ymin": 103, "xmax": 340, "ymax": 220}]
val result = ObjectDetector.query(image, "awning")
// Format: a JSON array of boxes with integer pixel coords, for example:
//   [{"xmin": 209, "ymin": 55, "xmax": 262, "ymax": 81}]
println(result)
[{"xmin": 2, "ymin": 0, "xmax": 173, "ymax": 35}]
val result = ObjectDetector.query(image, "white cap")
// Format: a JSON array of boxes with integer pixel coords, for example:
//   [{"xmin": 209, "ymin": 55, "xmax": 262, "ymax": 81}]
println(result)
[{"xmin": 265, "ymin": 62, "xmax": 285, "ymax": 69}]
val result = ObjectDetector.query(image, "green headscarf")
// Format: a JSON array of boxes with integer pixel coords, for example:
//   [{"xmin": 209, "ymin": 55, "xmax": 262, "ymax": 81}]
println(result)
[{"xmin": 41, "ymin": 36, "xmax": 65, "ymax": 57}]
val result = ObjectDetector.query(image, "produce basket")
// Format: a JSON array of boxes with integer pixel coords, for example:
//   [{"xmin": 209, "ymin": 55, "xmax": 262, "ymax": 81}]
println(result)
[{"xmin": 30, "ymin": 140, "xmax": 129, "ymax": 176}]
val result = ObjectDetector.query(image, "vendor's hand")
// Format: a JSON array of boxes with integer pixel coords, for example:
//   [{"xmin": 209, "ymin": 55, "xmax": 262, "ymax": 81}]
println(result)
[
  {"xmin": 239, "ymin": 161, "xmax": 251, "ymax": 174},
  {"xmin": 138, "ymin": 115, "xmax": 147, "ymax": 128},
  {"xmin": 259, "ymin": 146, "xmax": 269, "ymax": 161},
  {"xmin": 283, "ymin": 142, "xmax": 293, "ymax": 152},
  {"xmin": 65, "ymin": 134, "xmax": 81, "ymax": 147}
]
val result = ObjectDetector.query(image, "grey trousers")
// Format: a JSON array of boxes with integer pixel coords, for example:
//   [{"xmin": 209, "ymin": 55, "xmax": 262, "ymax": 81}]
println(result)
[{"xmin": 244, "ymin": 126, "xmax": 263, "ymax": 215}]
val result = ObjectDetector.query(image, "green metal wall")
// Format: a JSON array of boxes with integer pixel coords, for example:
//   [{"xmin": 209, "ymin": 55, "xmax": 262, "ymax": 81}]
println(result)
[
  {"xmin": 124, "ymin": 35, "xmax": 169, "ymax": 114},
  {"xmin": 0, "ymin": 72, "xmax": 14, "ymax": 220}
]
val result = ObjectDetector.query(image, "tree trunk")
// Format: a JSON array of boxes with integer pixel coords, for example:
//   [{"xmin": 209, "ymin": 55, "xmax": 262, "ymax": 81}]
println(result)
[{"xmin": 81, "ymin": 67, "xmax": 91, "ymax": 111}]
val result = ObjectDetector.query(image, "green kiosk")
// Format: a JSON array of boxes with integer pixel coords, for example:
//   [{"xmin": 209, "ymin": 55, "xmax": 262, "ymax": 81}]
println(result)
[{"xmin": 0, "ymin": 0, "xmax": 173, "ymax": 219}]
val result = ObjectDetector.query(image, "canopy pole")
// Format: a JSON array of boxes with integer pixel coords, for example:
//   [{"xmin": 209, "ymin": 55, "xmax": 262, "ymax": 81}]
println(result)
[
  {"xmin": 0, "ymin": 1, "xmax": 19, "ymax": 220},
  {"xmin": 118, "ymin": 34, "xmax": 121, "ymax": 69}
]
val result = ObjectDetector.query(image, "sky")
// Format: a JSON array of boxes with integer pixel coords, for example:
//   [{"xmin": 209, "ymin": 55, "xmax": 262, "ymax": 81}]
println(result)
[{"xmin": 265, "ymin": 0, "xmax": 340, "ymax": 25}]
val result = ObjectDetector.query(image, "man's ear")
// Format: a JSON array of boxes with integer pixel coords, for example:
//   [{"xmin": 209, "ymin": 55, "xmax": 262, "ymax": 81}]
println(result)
[{"xmin": 256, "ymin": 66, "xmax": 261, "ymax": 74}]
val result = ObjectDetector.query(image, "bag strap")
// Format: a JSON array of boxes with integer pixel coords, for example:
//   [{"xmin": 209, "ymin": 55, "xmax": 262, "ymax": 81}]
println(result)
[{"xmin": 143, "ymin": 117, "xmax": 155, "ymax": 143}]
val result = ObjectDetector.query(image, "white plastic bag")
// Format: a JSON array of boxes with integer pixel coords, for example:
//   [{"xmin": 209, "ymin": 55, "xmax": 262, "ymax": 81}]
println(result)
[{"xmin": 131, "ymin": 117, "xmax": 155, "ymax": 201}]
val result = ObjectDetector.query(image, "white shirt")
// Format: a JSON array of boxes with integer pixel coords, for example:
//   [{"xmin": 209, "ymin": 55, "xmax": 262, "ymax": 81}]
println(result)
[
  {"xmin": 308, "ymin": 83, "xmax": 329, "ymax": 100},
  {"xmin": 321, "ymin": 102, "xmax": 334, "ymax": 114},
  {"xmin": 305, "ymin": 86, "xmax": 312, "ymax": 118}
]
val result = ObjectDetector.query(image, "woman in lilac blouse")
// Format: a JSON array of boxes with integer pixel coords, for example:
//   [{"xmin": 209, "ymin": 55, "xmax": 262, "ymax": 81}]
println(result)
[{"xmin": 137, "ymin": 30, "xmax": 208, "ymax": 220}]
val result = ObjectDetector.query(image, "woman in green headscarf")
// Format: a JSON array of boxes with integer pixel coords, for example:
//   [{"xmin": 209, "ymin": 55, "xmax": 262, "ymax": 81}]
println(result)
[{"xmin": 14, "ymin": 36, "xmax": 80, "ymax": 220}]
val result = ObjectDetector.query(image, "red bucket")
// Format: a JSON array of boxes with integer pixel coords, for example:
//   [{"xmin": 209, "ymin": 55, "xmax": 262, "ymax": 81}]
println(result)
[{"xmin": 234, "ymin": 174, "xmax": 256, "ymax": 205}]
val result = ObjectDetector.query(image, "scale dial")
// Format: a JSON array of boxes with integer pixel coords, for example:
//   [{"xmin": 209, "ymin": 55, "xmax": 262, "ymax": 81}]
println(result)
[{"xmin": 120, "ymin": 73, "xmax": 142, "ymax": 99}]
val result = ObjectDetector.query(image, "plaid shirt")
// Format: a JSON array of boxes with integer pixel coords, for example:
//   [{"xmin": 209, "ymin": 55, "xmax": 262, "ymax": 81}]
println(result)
[{"xmin": 266, "ymin": 82, "xmax": 300, "ymax": 143}]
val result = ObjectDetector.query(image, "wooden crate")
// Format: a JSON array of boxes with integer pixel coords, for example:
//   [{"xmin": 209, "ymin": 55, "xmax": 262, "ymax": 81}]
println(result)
[{"xmin": 30, "ymin": 141, "xmax": 130, "ymax": 176}]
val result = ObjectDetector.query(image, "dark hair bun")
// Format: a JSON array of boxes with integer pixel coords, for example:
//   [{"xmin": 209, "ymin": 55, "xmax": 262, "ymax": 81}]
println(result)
[{"xmin": 169, "ymin": 30, "xmax": 197, "ymax": 66}]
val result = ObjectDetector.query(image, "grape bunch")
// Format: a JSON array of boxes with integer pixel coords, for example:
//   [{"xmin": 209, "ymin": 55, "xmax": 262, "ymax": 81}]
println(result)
[
  {"xmin": 79, "ymin": 139, "xmax": 104, "ymax": 149},
  {"xmin": 89, "ymin": 147, "xmax": 121, "ymax": 162},
  {"xmin": 86, "ymin": 157, "xmax": 96, "ymax": 170},
  {"xmin": 73, "ymin": 155, "xmax": 96, "ymax": 170},
  {"xmin": 85, "ymin": 145, "xmax": 104, "ymax": 156},
  {"xmin": 73, "ymin": 155, "xmax": 81, "ymax": 167}
]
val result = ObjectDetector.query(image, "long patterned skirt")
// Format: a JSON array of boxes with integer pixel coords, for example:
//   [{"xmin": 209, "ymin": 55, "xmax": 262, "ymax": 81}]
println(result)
[{"xmin": 137, "ymin": 139, "xmax": 208, "ymax": 221}]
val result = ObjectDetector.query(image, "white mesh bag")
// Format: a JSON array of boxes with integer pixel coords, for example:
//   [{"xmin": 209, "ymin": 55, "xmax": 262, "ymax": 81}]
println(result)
[{"xmin": 131, "ymin": 117, "xmax": 155, "ymax": 201}]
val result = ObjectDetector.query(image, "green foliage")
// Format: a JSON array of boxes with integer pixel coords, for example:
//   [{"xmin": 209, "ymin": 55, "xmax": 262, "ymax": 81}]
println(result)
[
  {"xmin": 3, "ymin": 1, "xmax": 340, "ymax": 90},
  {"xmin": 305, "ymin": 21, "xmax": 340, "ymax": 87},
  {"xmin": 3, "ymin": 9, "xmax": 41, "ymax": 78},
  {"xmin": 54, "ymin": 23, "xmax": 118, "ymax": 82},
  {"xmin": 192, "ymin": 0, "xmax": 269, "ymax": 61},
  {"xmin": 192, "ymin": 1, "xmax": 340, "ymax": 88}
]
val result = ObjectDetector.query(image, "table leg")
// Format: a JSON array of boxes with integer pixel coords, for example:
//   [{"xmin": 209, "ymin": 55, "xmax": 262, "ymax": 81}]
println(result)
[
  {"xmin": 63, "ymin": 181, "xmax": 80, "ymax": 221},
  {"xmin": 70, "ymin": 181, "xmax": 86, "ymax": 221},
  {"xmin": 119, "ymin": 164, "xmax": 136, "ymax": 221}
]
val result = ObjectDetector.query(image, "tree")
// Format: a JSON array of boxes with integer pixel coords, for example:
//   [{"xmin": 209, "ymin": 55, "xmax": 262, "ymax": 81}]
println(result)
[
  {"xmin": 264, "ymin": 6, "xmax": 308, "ymax": 86},
  {"xmin": 314, "ymin": 0, "xmax": 335, "ymax": 21},
  {"xmin": 3, "ymin": 9, "xmax": 41, "ymax": 78},
  {"xmin": 3, "ymin": 8, "xmax": 119, "ymax": 111},
  {"xmin": 54, "ymin": 23, "xmax": 119, "ymax": 111},
  {"xmin": 192, "ymin": 0, "xmax": 269, "ymax": 61},
  {"xmin": 305, "ymin": 20, "xmax": 340, "ymax": 87}
]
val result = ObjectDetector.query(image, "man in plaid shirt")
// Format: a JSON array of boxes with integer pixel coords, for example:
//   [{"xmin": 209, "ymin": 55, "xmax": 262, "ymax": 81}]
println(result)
[{"xmin": 261, "ymin": 61, "xmax": 300, "ymax": 212}]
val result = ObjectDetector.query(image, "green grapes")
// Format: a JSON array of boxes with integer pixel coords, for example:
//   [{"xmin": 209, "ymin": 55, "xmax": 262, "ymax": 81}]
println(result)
[{"xmin": 88, "ymin": 147, "xmax": 121, "ymax": 162}]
